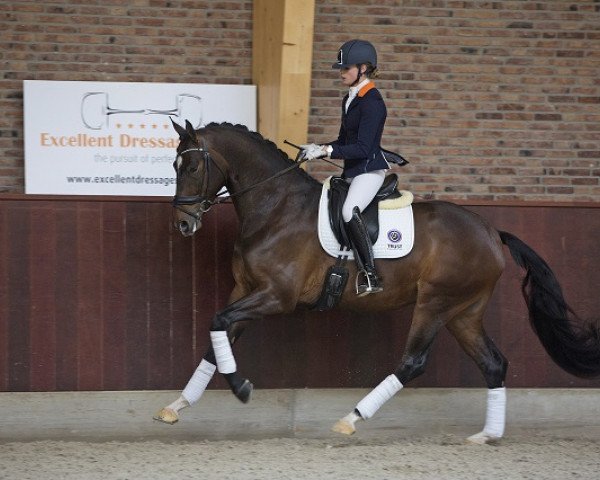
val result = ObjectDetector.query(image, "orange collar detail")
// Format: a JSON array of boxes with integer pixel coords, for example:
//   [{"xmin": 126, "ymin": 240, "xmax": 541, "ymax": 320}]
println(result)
[{"xmin": 358, "ymin": 82, "xmax": 375, "ymax": 97}]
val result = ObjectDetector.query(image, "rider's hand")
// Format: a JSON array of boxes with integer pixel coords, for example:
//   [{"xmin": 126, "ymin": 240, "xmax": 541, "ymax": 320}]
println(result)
[{"xmin": 300, "ymin": 143, "xmax": 329, "ymax": 160}]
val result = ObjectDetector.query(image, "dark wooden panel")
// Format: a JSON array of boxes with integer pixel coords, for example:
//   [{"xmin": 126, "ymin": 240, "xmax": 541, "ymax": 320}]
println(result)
[
  {"xmin": 147, "ymin": 204, "xmax": 174, "ymax": 389},
  {"xmin": 170, "ymin": 226, "xmax": 195, "ymax": 388},
  {"xmin": 54, "ymin": 204, "xmax": 79, "ymax": 391},
  {"xmin": 0, "ymin": 203, "xmax": 9, "ymax": 391},
  {"xmin": 7, "ymin": 203, "xmax": 31, "ymax": 391},
  {"xmin": 124, "ymin": 203, "xmax": 150, "ymax": 390},
  {"xmin": 0, "ymin": 197, "xmax": 599, "ymax": 392},
  {"xmin": 75, "ymin": 202, "xmax": 104, "ymax": 390},
  {"xmin": 28, "ymin": 202, "xmax": 57, "ymax": 391},
  {"xmin": 304, "ymin": 312, "xmax": 343, "ymax": 387},
  {"xmin": 101, "ymin": 202, "xmax": 128, "ymax": 391}
]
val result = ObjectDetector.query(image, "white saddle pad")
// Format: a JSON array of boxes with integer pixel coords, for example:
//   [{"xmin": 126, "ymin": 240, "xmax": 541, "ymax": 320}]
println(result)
[{"xmin": 317, "ymin": 178, "xmax": 415, "ymax": 259}]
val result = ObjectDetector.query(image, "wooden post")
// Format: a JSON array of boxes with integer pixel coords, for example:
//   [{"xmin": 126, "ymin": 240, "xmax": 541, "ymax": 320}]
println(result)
[{"xmin": 253, "ymin": 0, "xmax": 315, "ymax": 158}]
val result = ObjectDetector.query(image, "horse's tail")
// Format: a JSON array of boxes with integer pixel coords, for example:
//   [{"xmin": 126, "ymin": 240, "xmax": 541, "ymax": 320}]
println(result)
[{"xmin": 499, "ymin": 230, "xmax": 600, "ymax": 378}]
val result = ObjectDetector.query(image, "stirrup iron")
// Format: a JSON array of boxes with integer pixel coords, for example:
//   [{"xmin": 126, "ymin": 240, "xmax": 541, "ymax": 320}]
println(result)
[{"xmin": 355, "ymin": 269, "xmax": 383, "ymax": 297}]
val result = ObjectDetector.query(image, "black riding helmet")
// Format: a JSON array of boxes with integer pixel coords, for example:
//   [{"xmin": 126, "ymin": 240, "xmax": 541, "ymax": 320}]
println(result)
[{"xmin": 332, "ymin": 39, "xmax": 377, "ymax": 69}]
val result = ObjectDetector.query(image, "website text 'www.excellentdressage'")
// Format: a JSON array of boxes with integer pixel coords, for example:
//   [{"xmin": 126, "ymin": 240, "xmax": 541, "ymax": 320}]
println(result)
[{"xmin": 66, "ymin": 174, "xmax": 175, "ymax": 187}]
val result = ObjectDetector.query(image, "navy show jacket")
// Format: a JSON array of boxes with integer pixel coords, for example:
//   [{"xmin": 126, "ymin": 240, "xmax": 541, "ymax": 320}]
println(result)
[{"xmin": 328, "ymin": 82, "xmax": 390, "ymax": 178}]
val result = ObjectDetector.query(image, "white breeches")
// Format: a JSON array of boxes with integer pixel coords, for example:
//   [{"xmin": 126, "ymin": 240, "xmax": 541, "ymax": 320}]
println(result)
[{"xmin": 342, "ymin": 170, "xmax": 386, "ymax": 223}]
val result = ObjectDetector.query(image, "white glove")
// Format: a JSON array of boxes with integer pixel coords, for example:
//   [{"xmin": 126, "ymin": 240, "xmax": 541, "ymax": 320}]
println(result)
[{"xmin": 300, "ymin": 143, "xmax": 328, "ymax": 160}]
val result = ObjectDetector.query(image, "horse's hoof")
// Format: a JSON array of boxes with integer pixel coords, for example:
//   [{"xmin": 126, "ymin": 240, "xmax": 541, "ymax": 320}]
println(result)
[
  {"xmin": 153, "ymin": 408, "xmax": 179, "ymax": 425},
  {"xmin": 466, "ymin": 431, "xmax": 500, "ymax": 445},
  {"xmin": 332, "ymin": 418, "xmax": 356, "ymax": 436},
  {"xmin": 235, "ymin": 379, "xmax": 253, "ymax": 404}
]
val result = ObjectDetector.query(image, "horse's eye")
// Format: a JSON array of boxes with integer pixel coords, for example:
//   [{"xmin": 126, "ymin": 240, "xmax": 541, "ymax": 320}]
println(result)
[{"xmin": 187, "ymin": 157, "xmax": 200, "ymax": 172}]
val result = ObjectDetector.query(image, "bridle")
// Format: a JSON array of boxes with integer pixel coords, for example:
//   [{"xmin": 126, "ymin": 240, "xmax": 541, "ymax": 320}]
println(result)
[
  {"xmin": 172, "ymin": 142, "xmax": 310, "ymax": 221},
  {"xmin": 172, "ymin": 145, "xmax": 226, "ymax": 220}
]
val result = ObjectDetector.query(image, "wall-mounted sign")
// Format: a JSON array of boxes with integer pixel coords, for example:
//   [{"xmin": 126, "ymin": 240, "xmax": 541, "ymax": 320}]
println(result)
[{"xmin": 24, "ymin": 80, "xmax": 256, "ymax": 196}]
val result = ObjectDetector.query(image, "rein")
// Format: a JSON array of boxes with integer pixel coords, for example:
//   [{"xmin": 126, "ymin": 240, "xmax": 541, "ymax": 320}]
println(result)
[{"xmin": 172, "ymin": 144, "xmax": 310, "ymax": 218}]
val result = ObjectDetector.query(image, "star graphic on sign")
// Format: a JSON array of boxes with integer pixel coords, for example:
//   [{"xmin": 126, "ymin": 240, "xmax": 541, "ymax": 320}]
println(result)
[
  {"xmin": 116, "ymin": 123, "xmax": 122, "ymax": 129},
  {"xmin": 152, "ymin": 124, "xmax": 158, "ymax": 129},
  {"xmin": 128, "ymin": 123, "xmax": 134, "ymax": 129},
  {"xmin": 140, "ymin": 124, "xmax": 146, "ymax": 129}
]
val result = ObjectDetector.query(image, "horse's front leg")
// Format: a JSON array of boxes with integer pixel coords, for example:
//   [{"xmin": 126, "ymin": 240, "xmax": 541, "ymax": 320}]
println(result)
[
  {"xmin": 213, "ymin": 321, "xmax": 253, "ymax": 402},
  {"xmin": 153, "ymin": 322, "xmax": 250, "ymax": 425},
  {"xmin": 153, "ymin": 351, "xmax": 217, "ymax": 425},
  {"xmin": 154, "ymin": 289, "xmax": 289, "ymax": 424},
  {"xmin": 209, "ymin": 288, "xmax": 289, "ymax": 393}
]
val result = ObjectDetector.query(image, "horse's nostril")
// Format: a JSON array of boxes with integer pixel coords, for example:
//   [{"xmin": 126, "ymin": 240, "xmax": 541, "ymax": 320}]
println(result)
[{"xmin": 178, "ymin": 221, "xmax": 190, "ymax": 234}]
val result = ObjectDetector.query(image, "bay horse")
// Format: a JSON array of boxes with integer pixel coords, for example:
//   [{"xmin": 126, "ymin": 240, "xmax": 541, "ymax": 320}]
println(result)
[{"xmin": 155, "ymin": 120, "xmax": 600, "ymax": 443}]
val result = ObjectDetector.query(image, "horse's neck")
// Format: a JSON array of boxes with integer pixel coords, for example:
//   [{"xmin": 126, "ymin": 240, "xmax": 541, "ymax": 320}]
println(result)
[
  {"xmin": 231, "ymin": 173, "xmax": 317, "ymax": 226},
  {"xmin": 226, "ymin": 158, "xmax": 318, "ymax": 234}
]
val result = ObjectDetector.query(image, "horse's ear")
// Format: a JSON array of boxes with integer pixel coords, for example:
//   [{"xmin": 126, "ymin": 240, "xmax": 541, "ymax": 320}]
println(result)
[
  {"xmin": 185, "ymin": 119, "xmax": 196, "ymax": 138},
  {"xmin": 171, "ymin": 117, "xmax": 188, "ymax": 139}
]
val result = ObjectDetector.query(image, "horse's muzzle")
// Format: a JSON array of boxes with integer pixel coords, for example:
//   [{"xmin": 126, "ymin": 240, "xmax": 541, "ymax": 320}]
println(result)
[{"xmin": 176, "ymin": 218, "xmax": 201, "ymax": 236}]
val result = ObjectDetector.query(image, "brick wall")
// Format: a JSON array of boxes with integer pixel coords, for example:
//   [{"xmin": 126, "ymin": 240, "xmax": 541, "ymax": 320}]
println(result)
[
  {"xmin": 1, "ymin": 0, "xmax": 599, "ymax": 201},
  {"xmin": 0, "ymin": 0, "xmax": 253, "ymax": 193},
  {"xmin": 308, "ymin": 0, "xmax": 600, "ymax": 201}
]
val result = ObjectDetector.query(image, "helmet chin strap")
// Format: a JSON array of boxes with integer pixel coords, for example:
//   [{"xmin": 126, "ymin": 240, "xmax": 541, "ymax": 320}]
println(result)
[{"xmin": 351, "ymin": 64, "xmax": 366, "ymax": 87}]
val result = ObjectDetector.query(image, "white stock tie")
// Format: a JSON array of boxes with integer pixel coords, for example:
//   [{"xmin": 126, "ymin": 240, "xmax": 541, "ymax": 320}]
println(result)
[{"xmin": 345, "ymin": 87, "xmax": 359, "ymax": 113}]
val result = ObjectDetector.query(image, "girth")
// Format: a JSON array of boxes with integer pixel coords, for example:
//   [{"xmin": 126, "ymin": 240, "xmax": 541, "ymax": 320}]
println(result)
[{"xmin": 327, "ymin": 173, "xmax": 401, "ymax": 248}]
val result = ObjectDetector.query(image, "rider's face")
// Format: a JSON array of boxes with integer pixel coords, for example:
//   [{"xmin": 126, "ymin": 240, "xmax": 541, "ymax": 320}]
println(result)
[{"xmin": 340, "ymin": 66, "xmax": 361, "ymax": 86}]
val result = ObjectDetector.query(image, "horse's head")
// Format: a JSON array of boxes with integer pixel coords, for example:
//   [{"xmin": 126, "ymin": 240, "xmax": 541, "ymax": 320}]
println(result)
[{"xmin": 171, "ymin": 119, "xmax": 227, "ymax": 236}]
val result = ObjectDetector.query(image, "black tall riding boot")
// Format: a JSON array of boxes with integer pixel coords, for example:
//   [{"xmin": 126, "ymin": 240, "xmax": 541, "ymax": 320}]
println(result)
[{"xmin": 346, "ymin": 207, "xmax": 383, "ymax": 296}]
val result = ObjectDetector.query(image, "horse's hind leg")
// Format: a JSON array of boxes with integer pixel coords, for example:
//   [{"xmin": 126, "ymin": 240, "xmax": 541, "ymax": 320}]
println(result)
[
  {"xmin": 333, "ymin": 298, "xmax": 444, "ymax": 435},
  {"xmin": 445, "ymin": 305, "xmax": 508, "ymax": 444}
]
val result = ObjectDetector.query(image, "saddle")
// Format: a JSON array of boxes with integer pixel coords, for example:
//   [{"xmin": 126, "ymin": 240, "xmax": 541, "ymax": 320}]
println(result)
[
  {"xmin": 313, "ymin": 174, "xmax": 414, "ymax": 311},
  {"xmin": 328, "ymin": 174, "xmax": 401, "ymax": 248}
]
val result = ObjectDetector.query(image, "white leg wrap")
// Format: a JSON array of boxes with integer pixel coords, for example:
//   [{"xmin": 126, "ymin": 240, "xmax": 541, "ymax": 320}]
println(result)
[
  {"xmin": 483, "ymin": 387, "xmax": 506, "ymax": 438},
  {"xmin": 181, "ymin": 359, "xmax": 217, "ymax": 405},
  {"xmin": 210, "ymin": 330, "xmax": 237, "ymax": 374},
  {"xmin": 165, "ymin": 395, "xmax": 190, "ymax": 413},
  {"xmin": 356, "ymin": 374, "xmax": 403, "ymax": 420}
]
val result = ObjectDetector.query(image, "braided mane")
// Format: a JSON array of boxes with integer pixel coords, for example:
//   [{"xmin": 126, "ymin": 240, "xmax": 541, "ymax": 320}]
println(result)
[
  {"xmin": 204, "ymin": 122, "xmax": 290, "ymax": 161},
  {"xmin": 203, "ymin": 122, "xmax": 320, "ymax": 185}
]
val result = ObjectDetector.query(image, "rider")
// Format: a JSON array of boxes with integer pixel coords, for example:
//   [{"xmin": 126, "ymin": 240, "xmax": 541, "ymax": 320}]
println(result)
[{"xmin": 302, "ymin": 39, "xmax": 389, "ymax": 296}]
